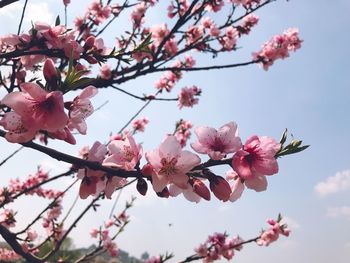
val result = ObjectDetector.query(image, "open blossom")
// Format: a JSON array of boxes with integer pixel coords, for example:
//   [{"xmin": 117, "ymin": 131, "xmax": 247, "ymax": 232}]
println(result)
[
  {"xmin": 145, "ymin": 136, "xmax": 201, "ymax": 192},
  {"xmin": 0, "ymin": 112, "xmax": 37, "ymax": 143},
  {"xmin": 67, "ymin": 86, "xmax": 97, "ymax": 135},
  {"xmin": 232, "ymin": 136, "xmax": 280, "ymax": 180},
  {"xmin": 178, "ymin": 86, "xmax": 201, "ymax": 109},
  {"xmin": 226, "ymin": 167, "xmax": 267, "ymax": 202},
  {"xmin": 77, "ymin": 141, "xmax": 107, "ymax": 199},
  {"xmin": 132, "ymin": 117, "xmax": 149, "ymax": 132},
  {"xmin": 191, "ymin": 122, "xmax": 242, "ymax": 160},
  {"xmin": 1, "ymin": 83, "xmax": 68, "ymax": 133},
  {"xmin": 103, "ymin": 135, "xmax": 142, "ymax": 171},
  {"xmin": 169, "ymin": 183, "xmax": 202, "ymax": 203}
]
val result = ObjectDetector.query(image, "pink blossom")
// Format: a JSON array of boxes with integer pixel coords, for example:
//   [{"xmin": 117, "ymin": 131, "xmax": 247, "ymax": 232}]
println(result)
[
  {"xmin": 174, "ymin": 119, "xmax": 192, "ymax": 147},
  {"xmin": 232, "ymin": 135, "xmax": 280, "ymax": 180},
  {"xmin": 253, "ymin": 28, "xmax": 302, "ymax": 70},
  {"xmin": 0, "ymin": 112, "xmax": 37, "ymax": 143},
  {"xmin": 63, "ymin": 0, "xmax": 70, "ymax": 6},
  {"xmin": 1, "ymin": 82, "xmax": 68, "ymax": 133},
  {"xmin": 169, "ymin": 183, "xmax": 202, "ymax": 203},
  {"xmin": 178, "ymin": 86, "xmax": 201, "ymax": 109},
  {"xmin": 0, "ymin": 209, "xmax": 16, "ymax": 228},
  {"xmin": 67, "ymin": 86, "xmax": 97, "ymax": 135},
  {"xmin": 226, "ymin": 169, "xmax": 247, "ymax": 202},
  {"xmin": 145, "ymin": 136, "xmax": 201, "ymax": 192},
  {"xmin": 103, "ymin": 135, "xmax": 142, "ymax": 171},
  {"xmin": 77, "ymin": 141, "xmax": 107, "ymax": 199},
  {"xmin": 99, "ymin": 64, "xmax": 112, "ymax": 79},
  {"xmin": 132, "ymin": 117, "xmax": 149, "ymax": 132},
  {"xmin": 257, "ymin": 218, "xmax": 290, "ymax": 246},
  {"xmin": 90, "ymin": 228, "xmax": 99, "ymax": 238},
  {"xmin": 191, "ymin": 122, "xmax": 242, "ymax": 160},
  {"xmin": 104, "ymin": 175, "xmax": 127, "ymax": 199}
]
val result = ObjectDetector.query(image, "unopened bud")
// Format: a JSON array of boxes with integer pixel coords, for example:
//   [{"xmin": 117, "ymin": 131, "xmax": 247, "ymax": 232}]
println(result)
[
  {"xmin": 141, "ymin": 163, "xmax": 154, "ymax": 177},
  {"xmin": 190, "ymin": 178, "xmax": 210, "ymax": 201},
  {"xmin": 43, "ymin": 59, "xmax": 58, "ymax": 83},
  {"xmin": 84, "ymin": 36, "xmax": 96, "ymax": 50},
  {"xmin": 136, "ymin": 178, "xmax": 148, "ymax": 196},
  {"xmin": 156, "ymin": 187, "xmax": 170, "ymax": 198},
  {"xmin": 209, "ymin": 176, "xmax": 231, "ymax": 202}
]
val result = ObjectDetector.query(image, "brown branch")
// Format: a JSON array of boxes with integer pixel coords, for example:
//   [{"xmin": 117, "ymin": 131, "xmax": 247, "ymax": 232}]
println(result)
[
  {"xmin": 0, "ymin": 0, "xmax": 18, "ymax": 9},
  {"xmin": 0, "ymin": 225, "xmax": 42, "ymax": 263}
]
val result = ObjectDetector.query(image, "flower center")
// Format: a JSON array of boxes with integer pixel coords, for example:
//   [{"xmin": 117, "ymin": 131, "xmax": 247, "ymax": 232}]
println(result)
[{"xmin": 159, "ymin": 157, "xmax": 178, "ymax": 176}]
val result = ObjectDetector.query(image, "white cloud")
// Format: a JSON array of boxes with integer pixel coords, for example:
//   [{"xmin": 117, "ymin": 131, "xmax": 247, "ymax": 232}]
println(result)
[
  {"xmin": 0, "ymin": 2, "xmax": 23, "ymax": 19},
  {"xmin": 25, "ymin": 3, "xmax": 54, "ymax": 25},
  {"xmin": 314, "ymin": 170, "xmax": 350, "ymax": 197},
  {"xmin": 326, "ymin": 206, "xmax": 350, "ymax": 220}
]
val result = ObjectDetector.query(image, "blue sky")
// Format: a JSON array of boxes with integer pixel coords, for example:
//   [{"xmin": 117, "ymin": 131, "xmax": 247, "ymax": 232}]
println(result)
[{"xmin": 0, "ymin": 0, "xmax": 349, "ymax": 262}]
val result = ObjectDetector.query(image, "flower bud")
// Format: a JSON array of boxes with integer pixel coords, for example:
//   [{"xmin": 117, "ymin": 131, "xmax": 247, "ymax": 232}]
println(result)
[
  {"xmin": 156, "ymin": 187, "xmax": 170, "ymax": 198},
  {"xmin": 141, "ymin": 163, "xmax": 154, "ymax": 177},
  {"xmin": 136, "ymin": 178, "xmax": 148, "ymax": 196},
  {"xmin": 209, "ymin": 176, "xmax": 231, "ymax": 202},
  {"xmin": 43, "ymin": 59, "xmax": 59, "ymax": 84},
  {"xmin": 190, "ymin": 178, "xmax": 210, "ymax": 201},
  {"xmin": 84, "ymin": 36, "xmax": 96, "ymax": 50}
]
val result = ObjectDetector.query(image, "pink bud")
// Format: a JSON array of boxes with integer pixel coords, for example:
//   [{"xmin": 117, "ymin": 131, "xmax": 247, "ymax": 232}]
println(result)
[
  {"xmin": 43, "ymin": 59, "xmax": 58, "ymax": 83},
  {"xmin": 191, "ymin": 178, "xmax": 211, "ymax": 201},
  {"xmin": 84, "ymin": 36, "xmax": 96, "ymax": 50},
  {"xmin": 209, "ymin": 176, "xmax": 231, "ymax": 202},
  {"xmin": 141, "ymin": 164, "xmax": 154, "ymax": 177},
  {"xmin": 136, "ymin": 178, "xmax": 148, "ymax": 196}
]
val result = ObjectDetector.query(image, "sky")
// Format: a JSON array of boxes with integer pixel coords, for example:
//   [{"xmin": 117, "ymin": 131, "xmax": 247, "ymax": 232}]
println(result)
[{"xmin": 0, "ymin": 0, "xmax": 350, "ymax": 262}]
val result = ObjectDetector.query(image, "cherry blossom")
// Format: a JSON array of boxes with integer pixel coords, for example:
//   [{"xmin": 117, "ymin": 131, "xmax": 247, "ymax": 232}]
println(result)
[
  {"xmin": 191, "ymin": 122, "xmax": 242, "ymax": 160},
  {"xmin": 103, "ymin": 135, "xmax": 142, "ymax": 171},
  {"xmin": 145, "ymin": 136, "xmax": 201, "ymax": 192},
  {"xmin": 232, "ymin": 135, "xmax": 280, "ymax": 180},
  {"xmin": 1, "ymin": 83, "xmax": 68, "ymax": 133},
  {"xmin": 67, "ymin": 86, "xmax": 98, "ymax": 135}
]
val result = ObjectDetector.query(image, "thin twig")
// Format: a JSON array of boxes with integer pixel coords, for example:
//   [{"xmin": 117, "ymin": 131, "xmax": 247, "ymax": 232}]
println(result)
[
  {"xmin": 0, "ymin": 146, "xmax": 23, "ymax": 167},
  {"xmin": 17, "ymin": 0, "xmax": 29, "ymax": 34}
]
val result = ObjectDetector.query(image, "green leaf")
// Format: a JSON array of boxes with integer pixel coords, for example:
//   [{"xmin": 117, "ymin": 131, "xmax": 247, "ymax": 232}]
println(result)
[
  {"xmin": 279, "ymin": 129, "xmax": 288, "ymax": 145},
  {"xmin": 55, "ymin": 15, "xmax": 61, "ymax": 26}
]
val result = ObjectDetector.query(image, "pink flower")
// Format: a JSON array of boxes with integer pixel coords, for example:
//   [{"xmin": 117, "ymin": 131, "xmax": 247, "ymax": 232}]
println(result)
[
  {"xmin": 0, "ymin": 112, "xmax": 37, "ymax": 143},
  {"xmin": 253, "ymin": 28, "xmax": 302, "ymax": 70},
  {"xmin": 145, "ymin": 136, "xmax": 201, "ymax": 192},
  {"xmin": 99, "ymin": 64, "xmax": 112, "ymax": 79},
  {"xmin": 169, "ymin": 183, "xmax": 202, "ymax": 203},
  {"xmin": 90, "ymin": 228, "xmax": 99, "ymax": 238},
  {"xmin": 103, "ymin": 135, "xmax": 142, "ymax": 171},
  {"xmin": 232, "ymin": 136, "xmax": 280, "ymax": 180},
  {"xmin": 1, "ymin": 83, "xmax": 68, "ymax": 132},
  {"xmin": 191, "ymin": 122, "xmax": 242, "ymax": 160},
  {"xmin": 67, "ymin": 86, "xmax": 97, "ymax": 135},
  {"xmin": 178, "ymin": 86, "xmax": 201, "ymax": 109},
  {"xmin": 77, "ymin": 141, "xmax": 107, "ymax": 199},
  {"xmin": 132, "ymin": 117, "xmax": 149, "ymax": 132}
]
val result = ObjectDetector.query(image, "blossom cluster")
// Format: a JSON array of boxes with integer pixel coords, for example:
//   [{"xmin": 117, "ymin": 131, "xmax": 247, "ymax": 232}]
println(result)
[
  {"xmin": 0, "ymin": 60, "xmax": 97, "ymax": 144},
  {"xmin": 257, "ymin": 217, "xmax": 290, "ymax": 246},
  {"xmin": 0, "ymin": 248, "xmax": 21, "ymax": 262},
  {"xmin": 254, "ymin": 28, "xmax": 303, "ymax": 70},
  {"xmin": 90, "ymin": 211, "xmax": 130, "ymax": 257},
  {"xmin": 195, "ymin": 233, "xmax": 244, "ymax": 262},
  {"xmin": 75, "ymin": 120, "xmax": 282, "ymax": 203}
]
